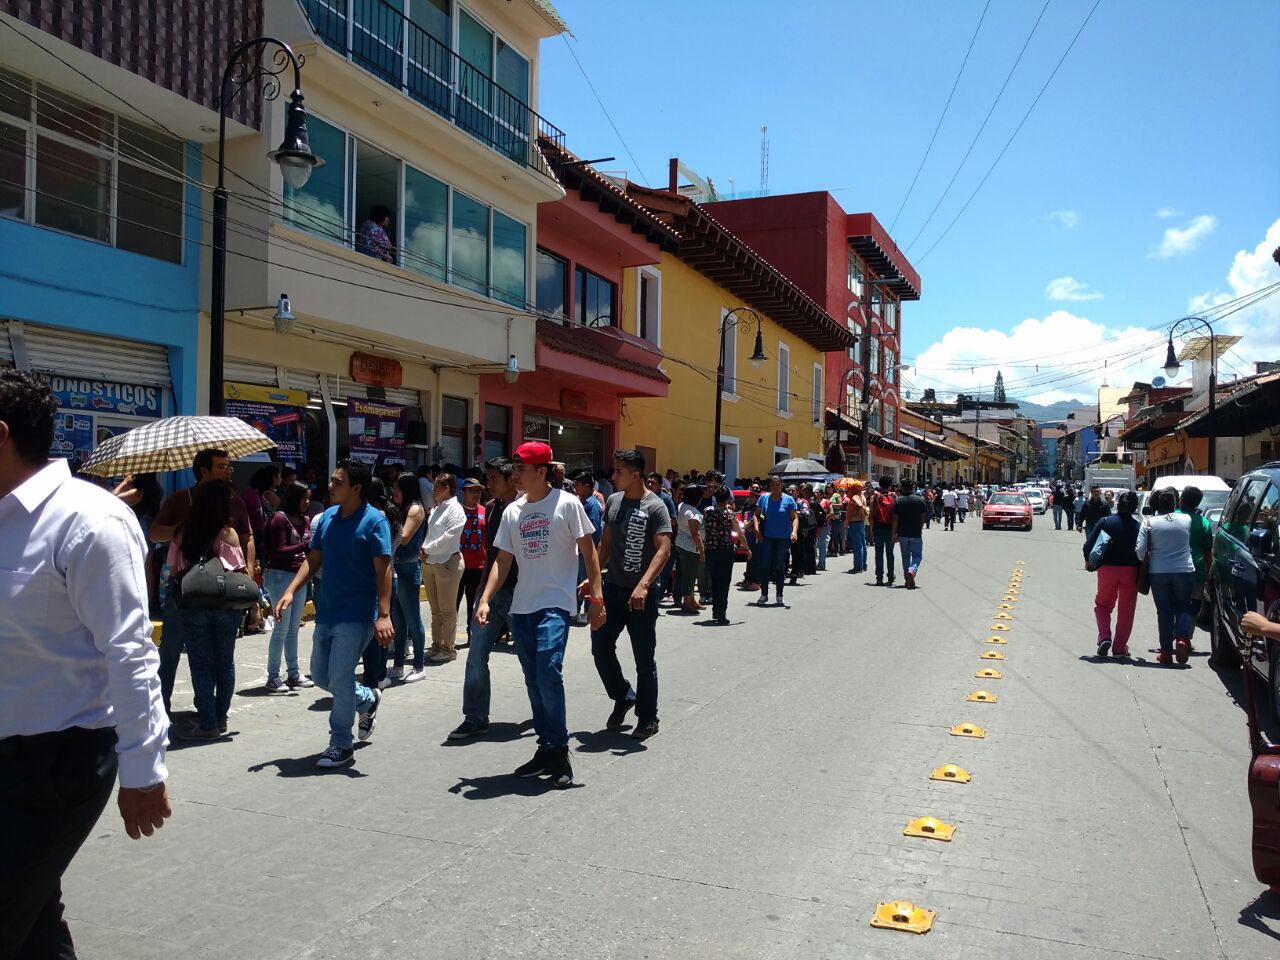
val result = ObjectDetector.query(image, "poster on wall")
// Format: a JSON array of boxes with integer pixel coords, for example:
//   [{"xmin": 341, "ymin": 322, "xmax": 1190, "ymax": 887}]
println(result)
[
  {"xmin": 223, "ymin": 382, "xmax": 309, "ymax": 463},
  {"xmin": 46, "ymin": 375, "xmax": 164, "ymax": 418},
  {"xmin": 348, "ymin": 397, "xmax": 407, "ymax": 468},
  {"xmin": 51, "ymin": 412, "xmax": 95, "ymax": 462}
]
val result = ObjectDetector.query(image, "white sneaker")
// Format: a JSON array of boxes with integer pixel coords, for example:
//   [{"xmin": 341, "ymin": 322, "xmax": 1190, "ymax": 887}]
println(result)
[
  {"xmin": 377, "ymin": 677, "xmax": 395, "ymax": 690},
  {"xmin": 403, "ymin": 669, "xmax": 426, "ymax": 683}
]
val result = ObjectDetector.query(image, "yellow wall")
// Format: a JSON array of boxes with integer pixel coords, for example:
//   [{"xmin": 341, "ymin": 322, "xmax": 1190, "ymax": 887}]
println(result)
[{"xmin": 617, "ymin": 253, "xmax": 826, "ymax": 479}]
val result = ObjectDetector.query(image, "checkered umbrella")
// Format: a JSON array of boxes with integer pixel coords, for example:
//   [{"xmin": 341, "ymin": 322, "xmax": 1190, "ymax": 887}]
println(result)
[{"xmin": 77, "ymin": 416, "xmax": 276, "ymax": 478}]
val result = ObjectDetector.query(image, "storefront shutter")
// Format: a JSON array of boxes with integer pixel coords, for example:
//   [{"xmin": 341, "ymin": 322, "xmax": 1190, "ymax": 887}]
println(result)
[
  {"xmin": 0, "ymin": 320, "xmax": 13, "ymax": 367},
  {"xmin": 21, "ymin": 322, "xmax": 172, "ymax": 387},
  {"xmin": 224, "ymin": 358, "xmax": 280, "ymax": 387}
]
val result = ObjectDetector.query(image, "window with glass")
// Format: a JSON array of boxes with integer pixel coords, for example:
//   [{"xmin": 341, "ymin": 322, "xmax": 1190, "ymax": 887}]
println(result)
[
  {"xmin": 483, "ymin": 402, "xmax": 510, "ymax": 463},
  {"xmin": 1, "ymin": 69, "xmax": 185, "ymax": 262},
  {"xmin": 885, "ymin": 403, "xmax": 897, "ymax": 438},
  {"xmin": 885, "ymin": 350, "xmax": 896, "ymax": 384},
  {"xmin": 721, "ymin": 308, "xmax": 738, "ymax": 396},
  {"xmin": 847, "ymin": 251, "xmax": 864, "ymax": 298},
  {"xmin": 402, "ymin": 164, "xmax": 447, "ymax": 280},
  {"xmin": 284, "ymin": 114, "xmax": 348, "ymax": 243},
  {"xmin": 575, "ymin": 266, "xmax": 615, "ymax": 326},
  {"xmin": 441, "ymin": 395, "xmax": 469, "ymax": 466},
  {"xmin": 811, "ymin": 363, "xmax": 822, "ymax": 424},
  {"xmin": 536, "ymin": 248, "xmax": 568, "ymax": 320},
  {"xmin": 870, "ymin": 338, "xmax": 881, "ymax": 376},
  {"xmin": 777, "ymin": 342, "xmax": 790, "ymax": 413},
  {"xmin": 491, "ymin": 210, "xmax": 526, "ymax": 307}
]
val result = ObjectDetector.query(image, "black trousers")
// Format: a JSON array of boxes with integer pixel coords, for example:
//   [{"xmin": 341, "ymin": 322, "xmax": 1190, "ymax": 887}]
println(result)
[
  {"xmin": 0, "ymin": 727, "xmax": 118, "ymax": 960},
  {"xmin": 456, "ymin": 567, "xmax": 484, "ymax": 636},
  {"xmin": 705, "ymin": 548, "xmax": 736, "ymax": 620}
]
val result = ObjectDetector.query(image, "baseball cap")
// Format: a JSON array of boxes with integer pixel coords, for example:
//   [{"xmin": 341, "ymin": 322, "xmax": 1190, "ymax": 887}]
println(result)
[
  {"xmin": 513, "ymin": 441, "xmax": 553, "ymax": 465},
  {"xmin": 461, "ymin": 477, "xmax": 485, "ymax": 490}
]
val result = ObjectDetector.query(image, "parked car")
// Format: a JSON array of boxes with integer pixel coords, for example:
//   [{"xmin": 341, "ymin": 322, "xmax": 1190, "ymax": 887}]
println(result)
[
  {"xmin": 983, "ymin": 492, "xmax": 1033, "ymax": 531},
  {"xmin": 1205, "ymin": 463, "xmax": 1280, "ymax": 718},
  {"xmin": 1139, "ymin": 474, "xmax": 1231, "ymax": 517},
  {"xmin": 1024, "ymin": 490, "xmax": 1048, "ymax": 514}
]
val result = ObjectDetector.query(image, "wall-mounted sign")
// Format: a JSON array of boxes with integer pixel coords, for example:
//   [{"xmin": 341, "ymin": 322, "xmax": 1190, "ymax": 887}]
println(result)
[
  {"xmin": 47, "ymin": 375, "xmax": 163, "ymax": 418},
  {"xmin": 348, "ymin": 397, "xmax": 407, "ymax": 467},
  {"xmin": 223, "ymin": 382, "xmax": 309, "ymax": 462},
  {"xmin": 350, "ymin": 352, "xmax": 403, "ymax": 388}
]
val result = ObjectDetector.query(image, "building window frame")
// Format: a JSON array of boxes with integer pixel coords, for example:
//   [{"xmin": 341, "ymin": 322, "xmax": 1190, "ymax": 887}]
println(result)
[
  {"xmin": 776, "ymin": 340, "xmax": 791, "ymax": 414},
  {"xmin": 637, "ymin": 264, "xmax": 662, "ymax": 347},
  {"xmin": 574, "ymin": 264, "xmax": 616, "ymax": 327},
  {"xmin": 811, "ymin": 361, "xmax": 823, "ymax": 425},
  {"xmin": 535, "ymin": 246, "xmax": 568, "ymax": 321},
  {"xmin": 720, "ymin": 307, "xmax": 738, "ymax": 398}
]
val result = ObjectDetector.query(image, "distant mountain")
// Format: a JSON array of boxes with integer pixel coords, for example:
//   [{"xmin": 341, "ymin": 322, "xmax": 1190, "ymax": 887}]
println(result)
[{"xmin": 1010, "ymin": 398, "xmax": 1092, "ymax": 423}]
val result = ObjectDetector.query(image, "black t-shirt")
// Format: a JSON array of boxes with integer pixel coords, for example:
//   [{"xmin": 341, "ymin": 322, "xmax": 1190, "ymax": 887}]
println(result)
[{"xmin": 891, "ymin": 494, "xmax": 930, "ymax": 539}]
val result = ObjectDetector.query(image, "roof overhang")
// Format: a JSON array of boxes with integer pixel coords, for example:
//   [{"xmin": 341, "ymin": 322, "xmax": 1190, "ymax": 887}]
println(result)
[
  {"xmin": 1180, "ymin": 373, "xmax": 1280, "ymax": 438},
  {"xmin": 1120, "ymin": 411, "xmax": 1186, "ymax": 444},
  {"xmin": 846, "ymin": 212, "xmax": 921, "ymax": 302},
  {"xmin": 535, "ymin": 319, "xmax": 670, "ymax": 397}
]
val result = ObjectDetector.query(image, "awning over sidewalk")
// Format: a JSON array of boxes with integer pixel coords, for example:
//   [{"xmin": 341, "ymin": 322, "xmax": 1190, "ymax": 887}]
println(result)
[
  {"xmin": 900, "ymin": 427, "xmax": 965, "ymax": 461},
  {"xmin": 1180, "ymin": 373, "xmax": 1280, "ymax": 438}
]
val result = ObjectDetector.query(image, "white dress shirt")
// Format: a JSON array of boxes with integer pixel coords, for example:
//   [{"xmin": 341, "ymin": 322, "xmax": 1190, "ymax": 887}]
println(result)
[
  {"xmin": 0, "ymin": 459, "xmax": 169, "ymax": 787},
  {"xmin": 421, "ymin": 495, "xmax": 466, "ymax": 564}
]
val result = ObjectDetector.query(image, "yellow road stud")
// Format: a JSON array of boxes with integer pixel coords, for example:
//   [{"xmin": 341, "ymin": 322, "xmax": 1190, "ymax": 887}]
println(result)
[
  {"xmin": 967, "ymin": 690, "xmax": 998, "ymax": 702},
  {"xmin": 949, "ymin": 722, "xmax": 986, "ymax": 738},
  {"xmin": 997, "ymin": 603, "xmax": 1014, "ymax": 609},
  {"xmin": 1016, "ymin": 560, "xmax": 1026, "ymax": 565},
  {"xmin": 870, "ymin": 900, "xmax": 935, "ymax": 934},
  {"xmin": 975, "ymin": 668, "xmax": 1004, "ymax": 680},
  {"xmin": 994, "ymin": 613, "xmax": 1013, "ymax": 621},
  {"xmin": 980, "ymin": 650, "xmax": 1005, "ymax": 660},
  {"xmin": 990, "ymin": 623, "xmax": 1010, "ymax": 631},
  {"xmin": 904, "ymin": 817, "xmax": 956, "ymax": 841},
  {"xmin": 985, "ymin": 636, "xmax": 1008, "ymax": 644},
  {"xmin": 930, "ymin": 764, "xmax": 972, "ymax": 783},
  {"xmin": 1002, "ymin": 596, "xmax": 1018, "ymax": 602}
]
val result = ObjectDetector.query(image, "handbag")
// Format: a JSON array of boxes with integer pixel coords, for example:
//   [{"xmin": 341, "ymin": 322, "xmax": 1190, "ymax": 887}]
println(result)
[
  {"xmin": 1086, "ymin": 529, "xmax": 1112, "ymax": 571},
  {"xmin": 1136, "ymin": 521, "xmax": 1152, "ymax": 596},
  {"xmin": 177, "ymin": 553, "xmax": 262, "ymax": 610}
]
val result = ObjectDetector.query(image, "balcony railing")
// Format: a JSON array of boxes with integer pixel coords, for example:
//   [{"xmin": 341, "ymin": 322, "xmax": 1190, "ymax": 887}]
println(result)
[{"xmin": 300, "ymin": 0, "xmax": 565, "ymax": 179}]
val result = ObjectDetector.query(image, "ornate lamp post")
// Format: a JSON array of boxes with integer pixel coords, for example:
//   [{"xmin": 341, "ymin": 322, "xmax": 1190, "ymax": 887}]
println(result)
[
  {"xmin": 713, "ymin": 307, "xmax": 767, "ymax": 471},
  {"xmin": 209, "ymin": 38, "xmax": 321, "ymax": 415},
  {"xmin": 1161, "ymin": 315, "xmax": 1217, "ymax": 475}
]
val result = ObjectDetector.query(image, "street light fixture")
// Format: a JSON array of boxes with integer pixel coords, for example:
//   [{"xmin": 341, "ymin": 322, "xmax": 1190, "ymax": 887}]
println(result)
[
  {"xmin": 1161, "ymin": 315, "xmax": 1218, "ymax": 474},
  {"xmin": 713, "ymin": 307, "xmax": 767, "ymax": 470},
  {"xmin": 209, "ymin": 38, "xmax": 321, "ymax": 415}
]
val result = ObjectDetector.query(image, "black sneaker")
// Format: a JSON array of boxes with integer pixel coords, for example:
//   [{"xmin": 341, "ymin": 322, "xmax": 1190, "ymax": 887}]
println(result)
[
  {"xmin": 607, "ymin": 696, "xmax": 635, "ymax": 729},
  {"xmin": 1096, "ymin": 639, "xmax": 1112, "ymax": 658},
  {"xmin": 264, "ymin": 676, "xmax": 290, "ymax": 694},
  {"xmin": 316, "ymin": 745, "xmax": 354, "ymax": 768},
  {"xmin": 358, "ymin": 689, "xmax": 381, "ymax": 742},
  {"xmin": 775, "ymin": 594, "xmax": 785, "ymax": 607},
  {"xmin": 549, "ymin": 746, "xmax": 574, "ymax": 789},
  {"xmin": 876, "ymin": 577, "xmax": 883, "ymax": 585},
  {"xmin": 448, "ymin": 718, "xmax": 490, "ymax": 740},
  {"xmin": 632, "ymin": 720, "xmax": 660, "ymax": 741},
  {"xmin": 515, "ymin": 747, "xmax": 549, "ymax": 778},
  {"xmin": 287, "ymin": 674, "xmax": 315, "ymax": 690},
  {"xmin": 758, "ymin": 592, "xmax": 769, "ymax": 606}
]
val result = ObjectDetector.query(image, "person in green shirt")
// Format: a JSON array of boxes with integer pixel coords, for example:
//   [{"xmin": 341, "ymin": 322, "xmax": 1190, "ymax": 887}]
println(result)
[{"xmin": 1177, "ymin": 486, "xmax": 1214, "ymax": 647}]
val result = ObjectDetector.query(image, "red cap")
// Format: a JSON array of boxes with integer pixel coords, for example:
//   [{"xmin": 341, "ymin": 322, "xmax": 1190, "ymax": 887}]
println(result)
[{"xmin": 513, "ymin": 441, "xmax": 553, "ymax": 465}]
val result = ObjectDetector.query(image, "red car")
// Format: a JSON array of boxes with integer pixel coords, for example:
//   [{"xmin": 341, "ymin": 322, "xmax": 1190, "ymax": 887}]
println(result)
[{"xmin": 983, "ymin": 492, "xmax": 1033, "ymax": 531}]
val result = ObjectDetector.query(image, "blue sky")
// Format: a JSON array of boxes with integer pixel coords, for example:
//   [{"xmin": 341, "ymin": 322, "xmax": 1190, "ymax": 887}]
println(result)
[{"xmin": 538, "ymin": 0, "xmax": 1280, "ymax": 404}]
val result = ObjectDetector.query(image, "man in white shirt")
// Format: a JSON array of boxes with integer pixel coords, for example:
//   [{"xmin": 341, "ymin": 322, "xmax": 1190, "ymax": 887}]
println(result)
[
  {"xmin": 957, "ymin": 486, "xmax": 970, "ymax": 523},
  {"xmin": 941, "ymin": 487, "xmax": 958, "ymax": 531},
  {"xmin": 0, "ymin": 370, "xmax": 171, "ymax": 958},
  {"xmin": 476, "ymin": 441, "xmax": 605, "ymax": 788}
]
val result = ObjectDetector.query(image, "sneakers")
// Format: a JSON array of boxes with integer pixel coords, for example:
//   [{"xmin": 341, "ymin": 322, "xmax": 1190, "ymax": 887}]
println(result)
[
  {"xmin": 448, "ymin": 718, "xmax": 490, "ymax": 740},
  {"xmin": 264, "ymin": 676, "xmax": 290, "ymax": 695},
  {"xmin": 286, "ymin": 674, "xmax": 314, "ymax": 690},
  {"xmin": 1156, "ymin": 650, "xmax": 1172, "ymax": 664},
  {"xmin": 775, "ymin": 594, "xmax": 785, "ymax": 607},
  {"xmin": 758, "ymin": 591, "xmax": 769, "ymax": 606},
  {"xmin": 386, "ymin": 666, "xmax": 405, "ymax": 682},
  {"xmin": 358, "ymin": 689, "xmax": 381, "ymax": 741},
  {"xmin": 607, "ymin": 696, "xmax": 636, "ymax": 729},
  {"xmin": 876, "ymin": 577, "xmax": 883, "ymax": 586},
  {"xmin": 175, "ymin": 723, "xmax": 219, "ymax": 741},
  {"xmin": 403, "ymin": 668, "xmax": 426, "ymax": 684},
  {"xmin": 429, "ymin": 649, "xmax": 457, "ymax": 663},
  {"xmin": 548, "ymin": 746, "xmax": 574, "ymax": 789},
  {"xmin": 1096, "ymin": 638, "xmax": 1112, "ymax": 658},
  {"xmin": 905, "ymin": 571, "xmax": 916, "ymax": 589},
  {"xmin": 570, "ymin": 611, "xmax": 590, "ymax": 626},
  {"xmin": 1174, "ymin": 638, "xmax": 1190, "ymax": 664},
  {"xmin": 714, "ymin": 617, "xmax": 730, "ymax": 625},
  {"xmin": 515, "ymin": 747, "xmax": 549, "ymax": 778},
  {"xmin": 316, "ymin": 746, "xmax": 354, "ymax": 768},
  {"xmin": 632, "ymin": 720, "xmax": 660, "ymax": 741},
  {"xmin": 887, "ymin": 578, "xmax": 896, "ymax": 587},
  {"xmin": 1112, "ymin": 643, "xmax": 1129, "ymax": 658}
]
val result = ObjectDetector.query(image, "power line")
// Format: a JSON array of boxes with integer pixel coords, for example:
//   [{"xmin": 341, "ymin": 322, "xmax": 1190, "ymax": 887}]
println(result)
[
  {"xmin": 888, "ymin": 0, "xmax": 991, "ymax": 233},
  {"xmin": 915, "ymin": 0, "xmax": 1104, "ymax": 264},
  {"xmin": 559, "ymin": 34, "xmax": 649, "ymax": 186}
]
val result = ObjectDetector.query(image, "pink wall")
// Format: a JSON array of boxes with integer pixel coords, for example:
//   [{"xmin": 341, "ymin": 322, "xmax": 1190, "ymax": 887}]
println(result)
[{"xmin": 480, "ymin": 371, "xmax": 619, "ymax": 448}]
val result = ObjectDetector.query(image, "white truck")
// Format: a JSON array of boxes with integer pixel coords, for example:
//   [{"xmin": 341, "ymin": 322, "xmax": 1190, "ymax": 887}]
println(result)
[{"xmin": 1084, "ymin": 464, "xmax": 1136, "ymax": 492}]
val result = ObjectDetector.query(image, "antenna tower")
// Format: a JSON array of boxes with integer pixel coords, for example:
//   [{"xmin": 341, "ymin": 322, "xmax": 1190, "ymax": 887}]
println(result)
[{"xmin": 759, "ymin": 124, "xmax": 769, "ymax": 196}]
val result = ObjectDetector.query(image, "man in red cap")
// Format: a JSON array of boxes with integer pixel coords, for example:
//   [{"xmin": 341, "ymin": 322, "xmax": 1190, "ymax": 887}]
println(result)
[{"xmin": 476, "ymin": 441, "xmax": 604, "ymax": 788}]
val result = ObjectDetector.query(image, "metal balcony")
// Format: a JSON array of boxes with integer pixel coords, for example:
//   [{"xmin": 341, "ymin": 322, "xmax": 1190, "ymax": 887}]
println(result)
[{"xmin": 300, "ymin": 0, "xmax": 565, "ymax": 179}]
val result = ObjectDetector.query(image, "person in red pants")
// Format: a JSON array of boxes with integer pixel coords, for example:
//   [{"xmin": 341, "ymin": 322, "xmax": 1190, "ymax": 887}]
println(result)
[{"xmin": 1084, "ymin": 490, "xmax": 1143, "ymax": 658}]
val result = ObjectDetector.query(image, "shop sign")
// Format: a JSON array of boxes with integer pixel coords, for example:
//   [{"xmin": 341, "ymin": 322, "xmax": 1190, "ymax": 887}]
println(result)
[
  {"xmin": 350, "ymin": 352, "xmax": 403, "ymax": 388},
  {"xmin": 348, "ymin": 397, "xmax": 408, "ymax": 467},
  {"xmin": 223, "ymin": 382, "xmax": 309, "ymax": 463},
  {"xmin": 560, "ymin": 389, "xmax": 589, "ymax": 415},
  {"xmin": 46, "ymin": 375, "xmax": 162, "ymax": 418}
]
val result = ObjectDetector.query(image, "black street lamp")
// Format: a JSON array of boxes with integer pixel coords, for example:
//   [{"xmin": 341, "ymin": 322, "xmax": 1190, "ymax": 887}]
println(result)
[
  {"xmin": 209, "ymin": 38, "xmax": 321, "ymax": 415},
  {"xmin": 1161, "ymin": 315, "xmax": 1217, "ymax": 475},
  {"xmin": 713, "ymin": 307, "xmax": 767, "ymax": 471}
]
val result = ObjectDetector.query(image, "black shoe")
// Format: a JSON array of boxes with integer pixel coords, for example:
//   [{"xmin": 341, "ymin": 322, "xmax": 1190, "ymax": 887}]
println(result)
[
  {"xmin": 887, "ymin": 578, "xmax": 896, "ymax": 586},
  {"xmin": 448, "ymin": 718, "xmax": 490, "ymax": 740},
  {"xmin": 607, "ymin": 696, "xmax": 636, "ymax": 729},
  {"xmin": 548, "ymin": 746, "xmax": 574, "ymax": 789},
  {"xmin": 876, "ymin": 577, "xmax": 883, "ymax": 585},
  {"xmin": 515, "ymin": 747, "xmax": 549, "ymax": 778},
  {"xmin": 1096, "ymin": 639, "xmax": 1112, "ymax": 658},
  {"xmin": 316, "ymin": 745, "xmax": 354, "ymax": 768},
  {"xmin": 358, "ymin": 689, "xmax": 381, "ymax": 742},
  {"xmin": 632, "ymin": 719, "xmax": 660, "ymax": 741},
  {"xmin": 775, "ymin": 595, "xmax": 785, "ymax": 606},
  {"xmin": 714, "ymin": 617, "xmax": 730, "ymax": 625}
]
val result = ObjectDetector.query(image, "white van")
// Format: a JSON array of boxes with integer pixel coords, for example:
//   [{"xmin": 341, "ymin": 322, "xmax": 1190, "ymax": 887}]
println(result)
[{"xmin": 1139, "ymin": 475, "xmax": 1232, "ymax": 518}]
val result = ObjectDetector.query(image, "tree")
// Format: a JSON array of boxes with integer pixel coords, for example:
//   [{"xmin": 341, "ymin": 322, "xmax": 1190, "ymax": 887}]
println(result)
[{"xmin": 993, "ymin": 370, "xmax": 1007, "ymax": 403}]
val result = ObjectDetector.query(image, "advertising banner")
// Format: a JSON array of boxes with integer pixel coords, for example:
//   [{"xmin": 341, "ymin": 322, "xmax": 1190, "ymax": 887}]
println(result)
[
  {"xmin": 223, "ymin": 382, "xmax": 309, "ymax": 463},
  {"xmin": 347, "ymin": 397, "xmax": 407, "ymax": 467},
  {"xmin": 46, "ymin": 375, "xmax": 163, "ymax": 418}
]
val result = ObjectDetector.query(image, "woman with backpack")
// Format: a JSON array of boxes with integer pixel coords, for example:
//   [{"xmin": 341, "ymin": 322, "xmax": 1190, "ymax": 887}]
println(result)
[
  {"xmin": 1083, "ymin": 490, "xmax": 1141, "ymax": 659},
  {"xmin": 262, "ymin": 481, "xmax": 315, "ymax": 693},
  {"xmin": 168, "ymin": 480, "xmax": 247, "ymax": 741}
]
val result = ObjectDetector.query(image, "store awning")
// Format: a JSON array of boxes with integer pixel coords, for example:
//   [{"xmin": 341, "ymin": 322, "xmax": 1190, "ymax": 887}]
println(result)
[
  {"xmin": 900, "ymin": 427, "xmax": 965, "ymax": 461},
  {"xmin": 1180, "ymin": 373, "xmax": 1280, "ymax": 438}
]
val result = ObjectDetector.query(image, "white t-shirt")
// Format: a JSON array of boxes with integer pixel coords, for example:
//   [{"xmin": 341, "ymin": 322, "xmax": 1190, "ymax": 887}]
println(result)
[
  {"xmin": 942, "ymin": 491, "xmax": 957, "ymax": 508},
  {"xmin": 493, "ymin": 487, "xmax": 594, "ymax": 615},
  {"xmin": 957, "ymin": 491, "xmax": 969, "ymax": 508}
]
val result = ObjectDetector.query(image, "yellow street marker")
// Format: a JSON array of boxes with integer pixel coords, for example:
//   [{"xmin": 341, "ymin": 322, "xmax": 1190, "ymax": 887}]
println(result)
[
  {"xmin": 949, "ymin": 722, "xmax": 986, "ymax": 738},
  {"xmin": 1002, "ymin": 596, "xmax": 1018, "ymax": 602},
  {"xmin": 985, "ymin": 636, "xmax": 1008, "ymax": 645},
  {"xmin": 994, "ymin": 613, "xmax": 1014, "ymax": 621},
  {"xmin": 980, "ymin": 650, "xmax": 1005, "ymax": 660},
  {"xmin": 997, "ymin": 603, "xmax": 1014, "ymax": 610},
  {"xmin": 975, "ymin": 668, "xmax": 1004, "ymax": 680},
  {"xmin": 930, "ymin": 764, "xmax": 972, "ymax": 783},
  {"xmin": 966, "ymin": 690, "xmax": 998, "ymax": 703},
  {"xmin": 904, "ymin": 817, "xmax": 956, "ymax": 841},
  {"xmin": 870, "ymin": 900, "xmax": 935, "ymax": 934},
  {"xmin": 990, "ymin": 623, "xmax": 1010, "ymax": 631},
  {"xmin": 1016, "ymin": 560, "xmax": 1026, "ymax": 565}
]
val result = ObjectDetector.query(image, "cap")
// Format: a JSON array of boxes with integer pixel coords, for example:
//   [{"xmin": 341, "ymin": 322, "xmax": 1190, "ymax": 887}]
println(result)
[
  {"xmin": 461, "ymin": 477, "xmax": 485, "ymax": 490},
  {"xmin": 513, "ymin": 440, "xmax": 553, "ymax": 465}
]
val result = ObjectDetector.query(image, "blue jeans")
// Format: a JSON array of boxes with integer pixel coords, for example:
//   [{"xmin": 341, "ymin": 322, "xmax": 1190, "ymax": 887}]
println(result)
[
  {"xmin": 873, "ymin": 527, "xmax": 895, "ymax": 581},
  {"xmin": 1052, "ymin": 505, "xmax": 1063, "ymax": 529},
  {"xmin": 265, "ymin": 568, "xmax": 303, "ymax": 680},
  {"xmin": 181, "ymin": 608, "xmax": 241, "ymax": 732},
  {"xmin": 462, "ymin": 584, "xmax": 514, "ymax": 724},
  {"xmin": 1149, "ymin": 572, "xmax": 1195, "ymax": 654},
  {"xmin": 847, "ymin": 520, "xmax": 867, "ymax": 571},
  {"xmin": 158, "ymin": 592, "xmax": 185, "ymax": 714},
  {"xmin": 816, "ymin": 527, "xmax": 829, "ymax": 569},
  {"xmin": 899, "ymin": 536, "xmax": 923, "ymax": 577},
  {"xmin": 511, "ymin": 608, "xmax": 570, "ymax": 748},
  {"xmin": 757, "ymin": 536, "xmax": 790, "ymax": 596},
  {"xmin": 743, "ymin": 529, "xmax": 760, "ymax": 585},
  {"xmin": 392, "ymin": 560, "xmax": 427, "ymax": 670},
  {"xmin": 310, "ymin": 621, "xmax": 376, "ymax": 750},
  {"xmin": 828, "ymin": 519, "xmax": 844, "ymax": 555},
  {"xmin": 591, "ymin": 581, "xmax": 660, "ymax": 723}
]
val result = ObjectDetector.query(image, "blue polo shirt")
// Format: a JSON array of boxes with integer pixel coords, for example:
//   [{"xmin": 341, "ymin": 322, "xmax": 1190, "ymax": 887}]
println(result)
[
  {"xmin": 756, "ymin": 492, "xmax": 798, "ymax": 539},
  {"xmin": 310, "ymin": 501, "xmax": 392, "ymax": 625}
]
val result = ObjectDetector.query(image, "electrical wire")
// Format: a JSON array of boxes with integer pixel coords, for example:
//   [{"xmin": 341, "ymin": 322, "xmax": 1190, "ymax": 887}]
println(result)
[{"xmin": 558, "ymin": 34, "xmax": 648, "ymax": 186}]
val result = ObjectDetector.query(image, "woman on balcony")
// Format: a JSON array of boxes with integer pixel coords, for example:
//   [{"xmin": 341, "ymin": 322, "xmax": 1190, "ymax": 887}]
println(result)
[{"xmin": 357, "ymin": 204, "xmax": 395, "ymax": 264}]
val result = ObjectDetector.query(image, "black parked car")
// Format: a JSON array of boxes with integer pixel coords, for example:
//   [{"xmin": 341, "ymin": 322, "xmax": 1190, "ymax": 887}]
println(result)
[{"xmin": 1207, "ymin": 463, "xmax": 1280, "ymax": 716}]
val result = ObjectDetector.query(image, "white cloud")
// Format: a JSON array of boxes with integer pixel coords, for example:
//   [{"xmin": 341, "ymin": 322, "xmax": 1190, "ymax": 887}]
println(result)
[
  {"xmin": 1155, "ymin": 206, "xmax": 1179, "ymax": 219},
  {"xmin": 1150, "ymin": 214, "xmax": 1217, "ymax": 258},
  {"xmin": 1187, "ymin": 216, "xmax": 1280, "ymax": 372},
  {"xmin": 1049, "ymin": 210, "xmax": 1078, "ymax": 229},
  {"xmin": 1045, "ymin": 276, "xmax": 1103, "ymax": 302}
]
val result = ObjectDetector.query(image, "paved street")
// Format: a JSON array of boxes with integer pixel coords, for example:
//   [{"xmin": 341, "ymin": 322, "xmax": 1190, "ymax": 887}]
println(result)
[{"xmin": 66, "ymin": 517, "xmax": 1276, "ymax": 959}]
